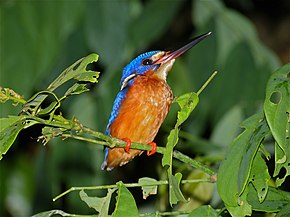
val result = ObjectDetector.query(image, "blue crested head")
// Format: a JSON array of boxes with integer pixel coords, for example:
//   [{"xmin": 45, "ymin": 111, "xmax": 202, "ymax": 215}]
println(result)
[{"xmin": 120, "ymin": 51, "xmax": 161, "ymax": 90}]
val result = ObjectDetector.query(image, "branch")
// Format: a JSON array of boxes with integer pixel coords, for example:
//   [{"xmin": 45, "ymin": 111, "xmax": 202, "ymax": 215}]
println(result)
[{"xmin": 53, "ymin": 178, "xmax": 213, "ymax": 201}]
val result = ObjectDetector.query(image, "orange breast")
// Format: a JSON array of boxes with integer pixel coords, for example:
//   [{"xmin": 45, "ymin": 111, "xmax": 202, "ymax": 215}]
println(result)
[{"xmin": 106, "ymin": 74, "xmax": 172, "ymax": 169}]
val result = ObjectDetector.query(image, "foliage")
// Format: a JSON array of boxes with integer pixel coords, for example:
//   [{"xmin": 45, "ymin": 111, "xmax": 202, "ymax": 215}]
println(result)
[
  {"xmin": 1, "ymin": 0, "xmax": 289, "ymax": 217},
  {"xmin": 1, "ymin": 53, "xmax": 290, "ymax": 216}
]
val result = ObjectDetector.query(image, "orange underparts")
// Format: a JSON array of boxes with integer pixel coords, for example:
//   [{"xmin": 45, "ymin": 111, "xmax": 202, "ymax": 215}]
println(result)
[{"xmin": 122, "ymin": 138, "xmax": 157, "ymax": 156}]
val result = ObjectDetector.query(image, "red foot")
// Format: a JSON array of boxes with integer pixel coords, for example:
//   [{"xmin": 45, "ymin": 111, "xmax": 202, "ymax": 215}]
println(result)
[
  {"xmin": 147, "ymin": 142, "xmax": 157, "ymax": 156},
  {"xmin": 122, "ymin": 138, "xmax": 132, "ymax": 153}
]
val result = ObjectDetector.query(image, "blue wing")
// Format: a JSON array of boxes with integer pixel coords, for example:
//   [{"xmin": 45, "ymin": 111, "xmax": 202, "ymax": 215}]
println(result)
[
  {"xmin": 105, "ymin": 88, "xmax": 128, "ymax": 135},
  {"xmin": 102, "ymin": 88, "xmax": 128, "ymax": 170}
]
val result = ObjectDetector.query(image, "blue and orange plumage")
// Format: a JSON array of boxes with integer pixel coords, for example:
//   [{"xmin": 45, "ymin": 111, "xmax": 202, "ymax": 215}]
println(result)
[{"xmin": 101, "ymin": 32, "xmax": 211, "ymax": 170}]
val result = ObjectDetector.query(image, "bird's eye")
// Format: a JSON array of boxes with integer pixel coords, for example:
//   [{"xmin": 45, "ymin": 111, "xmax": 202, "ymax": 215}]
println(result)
[{"xmin": 142, "ymin": 58, "xmax": 153, "ymax": 66}]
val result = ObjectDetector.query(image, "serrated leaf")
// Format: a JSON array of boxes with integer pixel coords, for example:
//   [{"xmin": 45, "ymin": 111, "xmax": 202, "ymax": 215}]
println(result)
[
  {"xmin": 47, "ymin": 53, "xmax": 99, "ymax": 90},
  {"xmin": 22, "ymin": 54, "xmax": 99, "ymax": 114},
  {"xmin": 112, "ymin": 182, "xmax": 139, "ymax": 217},
  {"xmin": 188, "ymin": 205, "xmax": 219, "ymax": 217},
  {"xmin": 217, "ymin": 112, "xmax": 268, "ymax": 214},
  {"xmin": 248, "ymin": 184, "xmax": 290, "ymax": 212},
  {"xmin": 168, "ymin": 173, "xmax": 186, "ymax": 206},
  {"xmin": 0, "ymin": 116, "xmax": 25, "ymax": 160},
  {"xmin": 264, "ymin": 63, "xmax": 290, "ymax": 187},
  {"xmin": 80, "ymin": 189, "xmax": 115, "ymax": 216},
  {"xmin": 138, "ymin": 177, "xmax": 158, "ymax": 199},
  {"xmin": 249, "ymin": 153, "xmax": 270, "ymax": 203}
]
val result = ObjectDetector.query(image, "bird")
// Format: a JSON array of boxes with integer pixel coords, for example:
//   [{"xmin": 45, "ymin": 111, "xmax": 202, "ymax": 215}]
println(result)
[{"xmin": 101, "ymin": 32, "xmax": 211, "ymax": 171}]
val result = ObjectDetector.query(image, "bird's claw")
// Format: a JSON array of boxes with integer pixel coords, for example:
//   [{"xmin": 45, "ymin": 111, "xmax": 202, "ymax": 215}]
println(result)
[
  {"xmin": 122, "ymin": 138, "xmax": 132, "ymax": 153},
  {"xmin": 147, "ymin": 142, "xmax": 157, "ymax": 156}
]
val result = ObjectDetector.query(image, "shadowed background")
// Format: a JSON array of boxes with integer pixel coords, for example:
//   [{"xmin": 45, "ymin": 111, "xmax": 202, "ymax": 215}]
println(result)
[{"xmin": 0, "ymin": 0, "xmax": 289, "ymax": 216}]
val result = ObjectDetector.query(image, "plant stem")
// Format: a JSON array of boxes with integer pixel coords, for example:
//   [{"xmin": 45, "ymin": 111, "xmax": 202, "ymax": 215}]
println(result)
[
  {"xmin": 62, "ymin": 129, "xmax": 216, "ymax": 175},
  {"xmin": 53, "ymin": 178, "xmax": 212, "ymax": 201},
  {"xmin": 197, "ymin": 71, "xmax": 218, "ymax": 96}
]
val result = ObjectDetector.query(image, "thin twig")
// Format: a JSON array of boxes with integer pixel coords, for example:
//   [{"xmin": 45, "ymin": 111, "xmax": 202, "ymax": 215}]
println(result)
[
  {"xmin": 53, "ymin": 178, "xmax": 212, "ymax": 201},
  {"xmin": 197, "ymin": 71, "xmax": 218, "ymax": 96}
]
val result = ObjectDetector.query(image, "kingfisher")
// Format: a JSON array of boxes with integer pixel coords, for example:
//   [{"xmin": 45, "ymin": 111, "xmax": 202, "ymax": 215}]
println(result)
[{"xmin": 101, "ymin": 32, "xmax": 211, "ymax": 171}]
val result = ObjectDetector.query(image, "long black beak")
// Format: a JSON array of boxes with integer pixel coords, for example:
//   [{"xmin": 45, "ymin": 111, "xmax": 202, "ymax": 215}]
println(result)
[{"xmin": 154, "ymin": 32, "xmax": 211, "ymax": 64}]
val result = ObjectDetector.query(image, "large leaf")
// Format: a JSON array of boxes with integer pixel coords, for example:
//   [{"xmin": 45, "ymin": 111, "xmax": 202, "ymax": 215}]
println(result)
[
  {"xmin": 248, "ymin": 185, "xmax": 290, "ymax": 212},
  {"xmin": 112, "ymin": 182, "xmax": 139, "ymax": 217},
  {"xmin": 80, "ymin": 189, "xmax": 115, "ymax": 216},
  {"xmin": 276, "ymin": 203, "xmax": 290, "ymax": 217},
  {"xmin": 264, "ymin": 63, "xmax": 290, "ymax": 187},
  {"xmin": 217, "ymin": 112, "xmax": 268, "ymax": 216},
  {"xmin": 249, "ymin": 153, "xmax": 270, "ymax": 203},
  {"xmin": 0, "ymin": 116, "xmax": 25, "ymax": 160}
]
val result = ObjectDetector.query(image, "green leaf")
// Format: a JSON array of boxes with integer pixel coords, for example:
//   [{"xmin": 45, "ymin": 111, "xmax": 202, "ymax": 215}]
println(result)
[
  {"xmin": 276, "ymin": 202, "xmax": 290, "ymax": 217},
  {"xmin": 37, "ymin": 101, "xmax": 59, "ymax": 116},
  {"xmin": 138, "ymin": 177, "xmax": 158, "ymax": 199},
  {"xmin": 217, "ymin": 112, "xmax": 268, "ymax": 215},
  {"xmin": 168, "ymin": 173, "xmax": 186, "ymax": 206},
  {"xmin": 47, "ymin": 53, "xmax": 99, "ymax": 90},
  {"xmin": 0, "ymin": 116, "xmax": 23, "ymax": 132},
  {"xmin": 248, "ymin": 185, "xmax": 290, "ymax": 212},
  {"xmin": 227, "ymin": 187, "xmax": 252, "ymax": 217},
  {"xmin": 162, "ymin": 128, "xmax": 179, "ymax": 167},
  {"xmin": 22, "ymin": 54, "xmax": 99, "ymax": 115},
  {"xmin": 162, "ymin": 92, "xmax": 199, "ymax": 167},
  {"xmin": 64, "ymin": 83, "xmax": 89, "ymax": 96},
  {"xmin": 0, "ymin": 116, "xmax": 25, "ymax": 160},
  {"xmin": 238, "ymin": 117, "xmax": 269, "ymax": 195},
  {"xmin": 112, "ymin": 182, "xmax": 139, "ymax": 217},
  {"xmin": 80, "ymin": 189, "xmax": 115, "ymax": 216},
  {"xmin": 249, "ymin": 153, "xmax": 270, "ymax": 203},
  {"xmin": 32, "ymin": 209, "xmax": 99, "ymax": 217},
  {"xmin": 32, "ymin": 210, "xmax": 72, "ymax": 217},
  {"xmin": 175, "ymin": 92, "xmax": 199, "ymax": 126},
  {"xmin": 264, "ymin": 63, "xmax": 290, "ymax": 187},
  {"xmin": 188, "ymin": 205, "xmax": 219, "ymax": 217}
]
